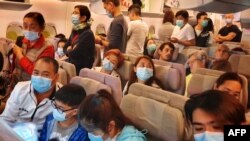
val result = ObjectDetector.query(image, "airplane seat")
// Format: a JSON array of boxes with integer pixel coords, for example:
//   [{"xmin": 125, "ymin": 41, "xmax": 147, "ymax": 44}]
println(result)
[
  {"xmin": 79, "ymin": 68, "xmax": 122, "ymax": 105},
  {"xmin": 153, "ymin": 59, "xmax": 186, "ymax": 95},
  {"xmin": 241, "ymin": 28, "xmax": 250, "ymax": 49},
  {"xmin": 95, "ymin": 23, "xmax": 106, "ymax": 35},
  {"xmin": 117, "ymin": 60, "xmax": 133, "ymax": 89},
  {"xmin": 0, "ymin": 41, "xmax": 12, "ymax": 74},
  {"xmin": 57, "ymin": 60, "xmax": 76, "ymax": 84},
  {"xmin": 120, "ymin": 83, "xmax": 192, "ymax": 141},
  {"xmin": 153, "ymin": 45, "xmax": 179, "ymax": 62},
  {"xmin": 123, "ymin": 54, "xmax": 138, "ymax": 64},
  {"xmin": 6, "ymin": 22, "xmax": 23, "ymax": 41},
  {"xmin": 154, "ymin": 65, "xmax": 181, "ymax": 94},
  {"xmin": 187, "ymin": 68, "xmax": 248, "ymax": 110},
  {"xmin": 70, "ymin": 76, "xmax": 112, "ymax": 95},
  {"xmin": 92, "ymin": 45, "xmax": 102, "ymax": 68},
  {"xmin": 228, "ymin": 54, "xmax": 250, "ymax": 79},
  {"xmin": 57, "ymin": 68, "xmax": 67, "ymax": 85},
  {"xmin": 42, "ymin": 23, "xmax": 57, "ymax": 39},
  {"xmin": 47, "ymin": 37, "xmax": 60, "ymax": 51}
]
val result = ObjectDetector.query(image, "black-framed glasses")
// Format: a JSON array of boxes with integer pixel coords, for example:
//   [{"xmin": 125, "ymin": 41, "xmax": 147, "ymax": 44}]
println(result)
[{"xmin": 51, "ymin": 100, "xmax": 76, "ymax": 114}]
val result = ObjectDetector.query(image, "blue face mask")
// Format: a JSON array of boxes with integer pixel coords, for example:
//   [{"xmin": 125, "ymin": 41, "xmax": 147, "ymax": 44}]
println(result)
[
  {"xmin": 147, "ymin": 44, "xmax": 156, "ymax": 55},
  {"xmin": 201, "ymin": 20, "xmax": 208, "ymax": 28},
  {"xmin": 194, "ymin": 131, "xmax": 224, "ymax": 141},
  {"xmin": 176, "ymin": 20, "xmax": 184, "ymax": 28},
  {"xmin": 106, "ymin": 10, "xmax": 113, "ymax": 18},
  {"xmin": 57, "ymin": 48, "xmax": 64, "ymax": 56},
  {"xmin": 52, "ymin": 108, "xmax": 66, "ymax": 122},
  {"xmin": 102, "ymin": 58, "xmax": 114, "ymax": 71},
  {"xmin": 23, "ymin": 30, "xmax": 39, "ymax": 41},
  {"xmin": 71, "ymin": 14, "xmax": 81, "ymax": 25},
  {"xmin": 136, "ymin": 67, "xmax": 153, "ymax": 81},
  {"xmin": 88, "ymin": 133, "xmax": 103, "ymax": 141},
  {"xmin": 31, "ymin": 75, "xmax": 52, "ymax": 93},
  {"xmin": 13, "ymin": 122, "xmax": 38, "ymax": 141}
]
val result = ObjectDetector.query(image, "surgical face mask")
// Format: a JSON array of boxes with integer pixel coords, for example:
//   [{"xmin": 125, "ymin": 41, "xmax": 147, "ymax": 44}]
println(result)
[
  {"xmin": 106, "ymin": 10, "xmax": 113, "ymax": 18},
  {"xmin": 147, "ymin": 44, "xmax": 156, "ymax": 55},
  {"xmin": 52, "ymin": 108, "xmax": 66, "ymax": 122},
  {"xmin": 57, "ymin": 48, "xmax": 64, "ymax": 56},
  {"xmin": 194, "ymin": 131, "xmax": 224, "ymax": 141},
  {"xmin": 31, "ymin": 75, "xmax": 52, "ymax": 93},
  {"xmin": 71, "ymin": 14, "xmax": 81, "ymax": 25},
  {"xmin": 23, "ymin": 30, "xmax": 39, "ymax": 41},
  {"xmin": 102, "ymin": 58, "xmax": 114, "ymax": 71},
  {"xmin": 136, "ymin": 67, "xmax": 153, "ymax": 81},
  {"xmin": 201, "ymin": 20, "xmax": 208, "ymax": 28},
  {"xmin": 88, "ymin": 133, "xmax": 103, "ymax": 141},
  {"xmin": 176, "ymin": 20, "xmax": 184, "ymax": 28},
  {"xmin": 225, "ymin": 18, "xmax": 233, "ymax": 24}
]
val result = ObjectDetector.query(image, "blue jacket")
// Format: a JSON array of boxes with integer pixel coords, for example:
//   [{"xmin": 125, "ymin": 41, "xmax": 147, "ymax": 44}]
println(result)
[
  {"xmin": 39, "ymin": 114, "xmax": 90, "ymax": 141},
  {"xmin": 117, "ymin": 125, "xmax": 147, "ymax": 141}
]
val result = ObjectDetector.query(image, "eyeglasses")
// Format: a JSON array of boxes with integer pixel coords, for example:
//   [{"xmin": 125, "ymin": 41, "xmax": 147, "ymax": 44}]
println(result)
[{"xmin": 51, "ymin": 101, "xmax": 76, "ymax": 114}]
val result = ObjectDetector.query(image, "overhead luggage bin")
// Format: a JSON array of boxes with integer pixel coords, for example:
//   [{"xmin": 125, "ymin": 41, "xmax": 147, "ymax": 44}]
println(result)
[{"xmin": 0, "ymin": 0, "xmax": 32, "ymax": 11}]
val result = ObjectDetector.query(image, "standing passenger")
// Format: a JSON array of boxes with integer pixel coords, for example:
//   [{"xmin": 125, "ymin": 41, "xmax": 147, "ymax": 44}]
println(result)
[{"xmin": 158, "ymin": 10, "xmax": 175, "ymax": 42}]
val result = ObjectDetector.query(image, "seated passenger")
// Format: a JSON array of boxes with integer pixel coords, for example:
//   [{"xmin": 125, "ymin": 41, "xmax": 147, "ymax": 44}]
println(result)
[
  {"xmin": 158, "ymin": 42, "xmax": 175, "ymax": 62},
  {"xmin": 40, "ymin": 84, "xmax": 89, "ymax": 141},
  {"xmin": 92, "ymin": 49, "xmax": 124, "ymax": 79},
  {"xmin": 143, "ymin": 38, "xmax": 157, "ymax": 58},
  {"xmin": 214, "ymin": 72, "xmax": 242, "ymax": 100},
  {"xmin": 55, "ymin": 38, "xmax": 68, "ymax": 61},
  {"xmin": 0, "ymin": 57, "xmax": 60, "ymax": 130},
  {"xmin": 185, "ymin": 90, "xmax": 246, "ymax": 141},
  {"xmin": 79, "ymin": 89, "xmax": 146, "ymax": 141},
  {"xmin": 214, "ymin": 13, "xmax": 242, "ymax": 43},
  {"xmin": 170, "ymin": 10, "xmax": 196, "ymax": 52},
  {"xmin": 214, "ymin": 44, "xmax": 230, "ymax": 61},
  {"xmin": 123, "ymin": 56, "xmax": 163, "ymax": 94},
  {"xmin": 13, "ymin": 12, "xmax": 55, "ymax": 81}
]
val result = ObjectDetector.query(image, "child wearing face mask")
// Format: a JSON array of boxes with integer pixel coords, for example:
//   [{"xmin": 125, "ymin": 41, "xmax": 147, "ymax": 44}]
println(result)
[
  {"xmin": 143, "ymin": 38, "xmax": 157, "ymax": 58},
  {"xmin": 55, "ymin": 38, "xmax": 68, "ymax": 61},
  {"xmin": 185, "ymin": 90, "xmax": 246, "ymax": 141},
  {"xmin": 39, "ymin": 84, "xmax": 89, "ymax": 141}
]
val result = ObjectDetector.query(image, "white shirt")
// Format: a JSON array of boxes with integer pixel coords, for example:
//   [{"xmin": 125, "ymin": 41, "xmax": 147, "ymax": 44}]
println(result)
[
  {"xmin": 171, "ymin": 23, "xmax": 195, "ymax": 52},
  {"xmin": 126, "ymin": 19, "xmax": 148, "ymax": 57},
  {"xmin": 0, "ymin": 81, "xmax": 62, "ymax": 130}
]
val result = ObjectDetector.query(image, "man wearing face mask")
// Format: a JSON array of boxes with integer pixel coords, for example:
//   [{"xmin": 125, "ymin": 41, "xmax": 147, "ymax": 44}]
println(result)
[
  {"xmin": 40, "ymin": 84, "xmax": 89, "ymax": 141},
  {"xmin": 214, "ymin": 13, "xmax": 242, "ymax": 43},
  {"xmin": 0, "ymin": 57, "xmax": 61, "ymax": 131},
  {"xmin": 170, "ymin": 10, "xmax": 196, "ymax": 52},
  {"xmin": 95, "ymin": 0, "xmax": 128, "ymax": 53}
]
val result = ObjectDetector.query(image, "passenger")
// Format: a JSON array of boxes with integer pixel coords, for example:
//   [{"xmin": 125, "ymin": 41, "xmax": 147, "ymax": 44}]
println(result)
[
  {"xmin": 123, "ymin": 56, "xmax": 163, "ymax": 94},
  {"xmin": 79, "ymin": 89, "xmax": 146, "ymax": 141},
  {"xmin": 96, "ymin": 0, "xmax": 128, "ymax": 53},
  {"xmin": 214, "ymin": 13, "xmax": 242, "ymax": 43},
  {"xmin": 55, "ymin": 33, "xmax": 66, "ymax": 40},
  {"xmin": 92, "ymin": 49, "xmax": 124, "ymax": 79},
  {"xmin": 210, "ymin": 60, "xmax": 232, "ymax": 72},
  {"xmin": 64, "ymin": 5, "xmax": 95, "ymax": 75},
  {"xmin": 143, "ymin": 38, "xmax": 157, "ymax": 58},
  {"xmin": 13, "ymin": 12, "xmax": 55, "ymax": 81},
  {"xmin": 0, "ymin": 57, "xmax": 61, "ymax": 130},
  {"xmin": 158, "ymin": 10, "xmax": 175, "ymax": 42},
  {"xmin": 214, "ymin": 44, "xmax": 230, "ymax": 61},
  {"xmin": 170, "ymin": 10, "xmax": 196, "ymax": 52},
  {"xmin": 40, "ymin": 84, "xmax": 89, "ymax": 141},
  {"xmin": 157, "ymin": 42, "xmax": 175, "ymax": 62},
  {"xmin": 194, "ymin": 12, "xmax": 214, "ymax": 47},
  {"xmin": 214, "ymin": 72, "xmax": 242, "ymax": 100},
  {"xmin": 185, "ymin": 90, "xmax": 246, "ymax": 141},
  {"xmin": 55, "ymin": 38, "xmax": 67, "ymax": 61},
  {"xmin": 126, "ymin": 4, "xmax": 148, "ymax": 57}
]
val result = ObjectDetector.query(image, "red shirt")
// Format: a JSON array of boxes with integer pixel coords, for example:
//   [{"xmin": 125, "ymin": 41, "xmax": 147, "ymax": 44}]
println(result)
[{"xmin": 18, "ymin": 35, "xmax": 54, "ymax": 75}]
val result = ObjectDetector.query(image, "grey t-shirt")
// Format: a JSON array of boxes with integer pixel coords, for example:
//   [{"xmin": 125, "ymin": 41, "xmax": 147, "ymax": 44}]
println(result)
[
  {"xmin": 107, "ymin": 14, "xmax": 128, "ymax": 53},
  {"xmin": 49, "ymin": 122, "xmax": 78, "ymax": 141}
]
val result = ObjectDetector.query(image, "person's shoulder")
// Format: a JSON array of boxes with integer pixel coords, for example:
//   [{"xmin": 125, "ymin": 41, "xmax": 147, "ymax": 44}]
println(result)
[
  {"xmin": 14, "ymin": 81, "xmax": 31, "ymax": 90},
  {"xmin": 118, "ymin": 125, "xmax": 146, "ymax": 141}
]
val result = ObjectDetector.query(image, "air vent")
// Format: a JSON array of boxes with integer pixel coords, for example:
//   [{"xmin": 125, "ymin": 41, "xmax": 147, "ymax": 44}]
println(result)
[{"xmin": 0, "ymin": 0, "xmax": 32, "ymax": 11}]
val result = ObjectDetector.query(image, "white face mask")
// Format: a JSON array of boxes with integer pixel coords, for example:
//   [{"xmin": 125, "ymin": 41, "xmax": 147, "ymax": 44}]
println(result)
[
  {"xmin": 194, "ymin": 131, "xmax": 224, "ymax": 141},
  {"xmin": 225, "ymin": 18, "xmax": 233, "ymax": 24}
]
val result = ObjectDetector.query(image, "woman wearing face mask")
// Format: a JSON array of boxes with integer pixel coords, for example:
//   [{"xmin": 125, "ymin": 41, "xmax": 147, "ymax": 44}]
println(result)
[
  {"xmin": 55, "ymin": 38, "xmax": 68, "ymax": 61},
  {"xmin": 92, "ymin": 49, "xmax": 124, "ymax": 79},
  {"xmin": 12, "ymin": 12, "xmax": 54, "ymax": 81},
  {"xmin": 79, "ymin": 89, "xmax": 146, "ymax": 141},
  {"xmin": 64, "ymin": 5, "xmax": 95, "ymax": 75},
  {"xmin": 143, "ymin": 38, "xmax": 157, "ymax": 58},
  {"xmin": 123, "ymin": 55, "xmax": 163, "ymax": 95},
  {"xmin": 40, "ymin": 84, "xmax": 89, "ymax": 141},
  {"xmin": 185, "ymin": 90, "xmax": 246, "ymax": 141}
]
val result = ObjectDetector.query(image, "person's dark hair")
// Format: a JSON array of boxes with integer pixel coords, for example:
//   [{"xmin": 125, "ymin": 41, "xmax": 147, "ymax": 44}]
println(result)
[
  {"xmin": 58, "ymin": 38, "xmax": 67, "ymax": 45},
  {"xmin": 128, "ymin": 4, "xmax": 141, "ymax": 16},
  {"xmin": 215, "ymin": 72, "xmax": 243, "ymax": 88},
  {"xmin": 175, "ymin": 10, "xmax": 189, "ymax": 19},
  {"xmin": 125, "ymin": 56, "xmax": 163, "ymax": 94},
  {"xmin": 159, "ymin": 42, "xmax": 175, "ymax": 52},
  {"xmin": 203, "ymin": 18, "xmax": 214, "ymax": 33},
  {"xmin": 24, "ymin": 12, "xmax": 45, "ymax": 30},
  {"xmin": 102, "ymin": 0, "xmax": 120, "ymax": 7},
  {"xmin": 196, "ymin": 11, "xmax": 207, "ymax": 20},
  {"xmin": 163, "ymin": 10, "xmax": 174, "ymax": 24},
  {"xmin": 79, "ymin": 89, "xmax": 132, "ymax": 133},
  {"xmin": 36, "ymin": 57, "xmax": 59, "ymax": 74},
  {"xmin": 185, "ymin": 90, "xmax": 246, "ymax": 125},
  {"xmin": 55, "ymin": 33, "xmax": 66, "ymax": 39},
  {"xmin": 132, "ymin": 0, "xmax": 142, "ymax": 7},
  {"xmin": 74, "ymin": 5, "xmax": 91, "ymax": 22},
  {"xmin": 55, "ymin": 84, "xmax": 86, "ymax": 107}
]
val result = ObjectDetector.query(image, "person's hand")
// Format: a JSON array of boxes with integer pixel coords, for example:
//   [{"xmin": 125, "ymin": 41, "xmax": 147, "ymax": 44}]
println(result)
[
  {"xmin": 13, "ymin": 45, "xmax": 24, "ymax": 60},
  {"xmin": 95, "ymin": 35, "xmax": 102, "ymax": 44},
  {"xmin": 67, "ymin": 46, "xmax": 73, "ymax": 52},
  {"xmin": 169, "ymin": 37, "xmax": 179, "ymax": 43}
]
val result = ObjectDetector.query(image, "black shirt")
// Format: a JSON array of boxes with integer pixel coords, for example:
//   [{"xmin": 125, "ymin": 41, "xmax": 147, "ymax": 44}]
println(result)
[{"xmin": 218, "ymin": 25, "xmax": 242, "ymax": 42}]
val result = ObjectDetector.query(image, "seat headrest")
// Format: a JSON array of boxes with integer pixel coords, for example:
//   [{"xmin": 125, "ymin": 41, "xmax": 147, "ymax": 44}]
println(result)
[
  {"xmin": 229, "ymin": 54, "xmax": 250, "ymax": 79},
  {"xmin": 57, "ymin": 60, "xmax": 76, "ymax": 83},
  {"xmin": 57, "ymin": 68, "xmax": 67, "ymax": 85},
  {"xmin": 117, "ymin": 60, "xmax": 133, "ymax": 81},
  {"xmin": 123, "ymin": 54, "xmax": 137, "ymax": 64}
]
